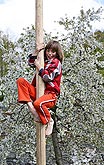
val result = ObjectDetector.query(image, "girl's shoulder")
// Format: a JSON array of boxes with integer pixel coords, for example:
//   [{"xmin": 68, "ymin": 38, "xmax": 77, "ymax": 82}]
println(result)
[
  {"xmin": 51, "ymin": 58, "xmax": 61, "ymax": 68},
  {"xmin": 52, "ymin": 58, "xmax": 60, "ymax": 64}
]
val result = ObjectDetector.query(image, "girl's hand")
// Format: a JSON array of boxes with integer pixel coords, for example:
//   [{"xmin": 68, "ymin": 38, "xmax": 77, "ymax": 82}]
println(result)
[
  {"xmin": 36, "ymin": 43, "xmax": 45, "ymax": 52},
  {"xmin": 34, "ymin": 59, "xmax": 41, "ymax": 70},
  {"xmin": 33, "ymin": 43, "xmax": 45, "ymax": 56}
]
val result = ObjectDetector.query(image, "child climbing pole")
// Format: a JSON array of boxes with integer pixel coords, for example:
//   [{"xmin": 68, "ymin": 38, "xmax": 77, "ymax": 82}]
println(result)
[{"xmin": 16, "ymin": 40, "xmax": 64, "ymax": 135}]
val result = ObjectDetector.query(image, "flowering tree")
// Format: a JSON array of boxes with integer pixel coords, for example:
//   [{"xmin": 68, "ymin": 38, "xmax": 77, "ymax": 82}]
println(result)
[
  {"xmin": 0, "ymin": 7, "xmax": 104, "ymax": 165},
  {"xmin": 55, "ymin": 7, "xmax": 104, "ymax": 164}
]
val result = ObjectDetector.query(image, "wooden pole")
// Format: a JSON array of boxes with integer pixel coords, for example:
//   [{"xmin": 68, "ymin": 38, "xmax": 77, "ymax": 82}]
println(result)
[{"xmin": 35, "ymin": 0, "xmax": 46, "ymax": 165}]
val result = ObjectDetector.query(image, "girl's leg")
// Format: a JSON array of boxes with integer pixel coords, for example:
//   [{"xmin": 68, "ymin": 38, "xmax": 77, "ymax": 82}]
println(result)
[
  {"xmin": 33, "ymin": 93, "xmax": 57, "ymax": 135},
  {"xmin": 27, "ymin": 102, "xmax": 40, "ymax": 122},
  {"xmin": 16, "ymin": 77, "xmax": 36, "ymax": 102},
  {"xmin": 33, "ymin": 93, "xmax": 57, "ymax": 124},
  {"xmin": 16, "ymin": 77, "xmax": 40, "ymax": 121}
]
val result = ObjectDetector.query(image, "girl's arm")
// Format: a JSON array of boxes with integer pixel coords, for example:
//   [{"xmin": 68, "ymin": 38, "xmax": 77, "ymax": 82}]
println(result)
[
  {"xmin": 32, "ymin": 43, "xmax": 45, "ymax": 56},
  {"xmin": 34, "ymin": 59, "xmax": 42, "ymax": 71},
  {"xmin": 38, "ymin": 59, "xmax": 62, "ymax": 82}
]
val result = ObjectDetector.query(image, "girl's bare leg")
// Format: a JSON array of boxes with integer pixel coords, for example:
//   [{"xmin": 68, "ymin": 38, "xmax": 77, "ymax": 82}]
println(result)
[{"xmin": 27, "ymin": 102, "xmax": 40, "ymax": 122}]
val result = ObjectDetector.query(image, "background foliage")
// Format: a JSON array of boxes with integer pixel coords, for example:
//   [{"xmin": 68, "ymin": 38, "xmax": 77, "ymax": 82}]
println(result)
[{"xmin": 0, "ymin": 7, "xmax": 104, "ymax": 165}]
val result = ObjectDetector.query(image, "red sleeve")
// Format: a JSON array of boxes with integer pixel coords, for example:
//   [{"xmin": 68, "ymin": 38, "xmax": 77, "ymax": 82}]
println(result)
[{"xmin": 39, "ymin": 59, "xmax": 61, "ymax": 82}]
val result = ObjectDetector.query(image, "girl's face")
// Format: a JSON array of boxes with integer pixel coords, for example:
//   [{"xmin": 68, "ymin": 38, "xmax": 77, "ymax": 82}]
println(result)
[{"xmin": 46, "ymin": 49, "xmax": 56, "ymax": 60}]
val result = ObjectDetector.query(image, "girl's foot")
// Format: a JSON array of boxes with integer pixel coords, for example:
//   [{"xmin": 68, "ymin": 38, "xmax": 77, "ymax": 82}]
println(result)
[
  {"xmin": 27, "ymin": 102, "xmax": 40, "ymax": 122},
  {"xmin": 45, "ymin": 118, "xmax": 54, "ymax": 136},
  {"xmin": 34, "ymin": 116, "xmax": 41, "ymax": 123}
]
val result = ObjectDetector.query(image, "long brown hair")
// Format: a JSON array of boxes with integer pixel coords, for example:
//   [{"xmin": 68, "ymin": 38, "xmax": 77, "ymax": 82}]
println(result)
[{"xmin": 44, "ymin": 40, "xmax": 64, "ymax": 63}]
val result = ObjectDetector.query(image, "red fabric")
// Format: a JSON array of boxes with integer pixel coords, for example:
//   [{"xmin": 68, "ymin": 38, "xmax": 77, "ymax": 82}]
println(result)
[
  {"xmin": 31, "ymin": 58, "xmax": 62, "ymax": 95},
  {"xmin": 40, "ymin": 58, "xmax": 62, "ymax": 95},
  {"xmin": 16, "ymin": 77, "xmax": 57, "ymax": 124},
  {"xmin": 16, "ymin": 77, "xmax": 36, "ymax": 103},
  {"xmin": 33, "ymin": 92, "xmax": 57, "ymax": 124}
]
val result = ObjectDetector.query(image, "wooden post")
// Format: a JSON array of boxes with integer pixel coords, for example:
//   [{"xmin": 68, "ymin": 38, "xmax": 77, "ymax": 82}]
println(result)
[{"xmin": 35, "ymin": 0, "xmax": 46, "ymax": 165}]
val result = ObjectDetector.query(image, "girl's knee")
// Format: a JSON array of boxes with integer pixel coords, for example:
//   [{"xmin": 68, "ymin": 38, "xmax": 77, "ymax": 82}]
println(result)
[
  {"xmin": 16, "ymin": 77, "xmax": 25, "ymax": 84},
  {"xmin": 33, "ymin": 100, "xmax": 40, "ymax": 109}
]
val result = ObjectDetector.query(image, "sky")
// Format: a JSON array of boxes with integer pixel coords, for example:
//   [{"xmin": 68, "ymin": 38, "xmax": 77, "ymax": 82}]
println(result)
[{"xmin": 0, "ymin": 0, "xmax": 104, "ymax": 40}]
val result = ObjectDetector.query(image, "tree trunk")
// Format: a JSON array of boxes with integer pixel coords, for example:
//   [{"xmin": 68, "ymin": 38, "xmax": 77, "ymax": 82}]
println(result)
[{"xmin": 51, "ymin": 107, "xmax": 63, "ymax": 165}]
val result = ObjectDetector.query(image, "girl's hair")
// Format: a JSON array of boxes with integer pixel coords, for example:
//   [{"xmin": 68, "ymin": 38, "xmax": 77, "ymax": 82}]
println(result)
[{"xmin": 44, "ymin": 40, "xmax": 64, "ymax": 63}]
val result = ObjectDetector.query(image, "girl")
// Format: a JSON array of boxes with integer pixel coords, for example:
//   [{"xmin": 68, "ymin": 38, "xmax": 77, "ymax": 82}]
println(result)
[{"xmin": 16, "ymin": 40, "xmax": 64, "ymax": 135}]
